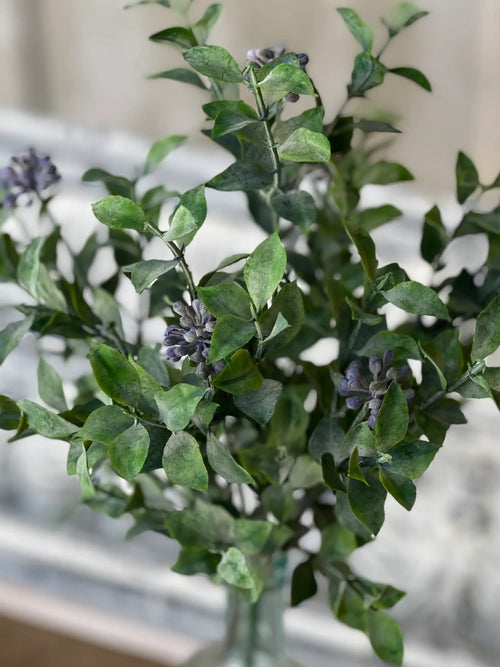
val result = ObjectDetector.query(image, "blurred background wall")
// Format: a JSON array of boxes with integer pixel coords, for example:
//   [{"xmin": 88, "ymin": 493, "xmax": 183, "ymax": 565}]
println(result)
[{"xmin": 0, "ymin": 0, "xmax": 499, "ymax": 196}]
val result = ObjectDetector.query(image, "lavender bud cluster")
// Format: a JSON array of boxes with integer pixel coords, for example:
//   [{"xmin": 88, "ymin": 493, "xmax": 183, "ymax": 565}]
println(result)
[
  {"xmin": 163, "ymin": 299, "xmax": 225, "ymax": 379},
  {"xmin": 339, "ymin": 351, "xmax": 415, "ymax": 429},
  {"xmin": 0, "ymin": 148, "xmax": 61, "ymax": 209},
  {"xmin": 244, "ymin": 46, "xmax": 309, "ymax": 103}
]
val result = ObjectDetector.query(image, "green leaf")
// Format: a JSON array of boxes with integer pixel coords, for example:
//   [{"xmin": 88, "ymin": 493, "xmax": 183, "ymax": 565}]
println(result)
[
  {"xmin": 342, "ymin": 422, "xmax": 376, "ymax": 460},
  {"xmin": 108, "ymin": 421, "xmax": 150, "ymax": 481},
  {"xmin": 348, "ymin": 53, "xmax": 387, "ymax": 97},
  {"xmin": 198, "ymin": 284, "xmax": 253, "ymax": 319},
  {"xmin": 287, "ymin": 454, "xmax": 323, "ymax": 489},
  {"xmin": 144, "ymin": 135, "xmax": 186, "ymax": 175},
  {"xmin": 471, "ymin": 295, "xmax": 500, "ymax": 359},
  {"xmin": 172, "ymin": 549, "xmax": 220, "ymax": 576},
  {"xmin": 385, "ymin": 439, "xmax": 440, "ymax": 478},
  {"xmin": 149, "ymin": 67, "xmax": 207, "ymax": 89},
  {"xmin": 124, "ymin": 259, "xmax": 178, "ymax": 293},
  {"xmin": 212, "ymin": 104, "xmax": 259, "ymax": 138},
  {"xmin": 348, "ymin": 446, "xmax": 367, "ymax": 484},
  {"xmin": 258, "ymin": 282, "xmax": 304, "ymax": 357},
  {"xmin": 244, "ymin": 233, "xmax": 287, "ymax": 311},
  {"xmin": 164, "ymin": 185, "xmax": 206, "ymax": 242},
  {"xmin": 138, "ymin": 345, "xmax": 170, "ymax": 387},
  {"xmin": 291, "ymin": 560, "xmax": 318, "ymax": 607},
  {"xmin": 348, "ymin": 472, "xmax": 387, "ymax": 535},
  {"xmin": 78, "ymin": 405, "xmax": 134, "ymax": 445},
  {"xmin": 212, "ymin": 349, "xmax": 263, "ymax": 395},
  {"xmin": 206, "ymin": 433, "xmax": 253, "ymax": 485},
  {"xmin": 344, "ymin": 221, "xmax": 378, "ymax": 282},
  {"xmin": 354, "ymin": 120, "xmax": 401, "ymax": 134},
  {"xmin": 421, "ymin": 205, "xmax": 448, "ymax": 266},
  {"xmin": 382, "ymin": 280, "xmax": 450, "ymax": 320},
  {"xmin": 217, "ymin": 547, "xmax": 259, "ymax": 600},
  {"xmin": 345, "ymin": 297, "xmax": 383, "ymax": 325},
  {"xmin": 379, "ymin": 469, "xmax": 416, "ymax": 510},
  {"xmin": 271, "ymin": 190, "xmax": 317, "ymax": 232},
  {"xmin": 81, "ymin": 169, "xmax": 135, "ymax": 199},
  {"xmin": 357, "ymin": 161, "xmax": 413, "ymax": 187},
  {"xmin": 89, "ymin": 343, "xmax": 141, "ymax": 407},
  {"xmin": 207, "ymin": 160, "xmax": 274, "ymax": 191},
  {"xmin": 92, "ymin": 195, "xmax": 147, "ymax": 232},
  {"xmin": 390, "ymin": 66, "xmax": 431, "ymax": 91},
  {"xmin": 258, "ymin": 63, "xmax": 315, "ymax": 102},
  {"xmin": 273, "ymin": 107, "xmax": 324, "ymax": 144},
  {"xmin": 385, "ymin": 2, "xmax": 428, "ymax": 36},
  {"xmin": 0, "ymin": 395, "xmax": 21, "ymax": 430},
  {"xmin": 17, "ymin": 238, "xmax": 66, "ymax": 311},
  {"xmin": 163, "ymin": 431, "xmax": 208, "ymax": 492},
  {"xmin": 352, "ymin": 205, "xmax": 401, "ymax": 232},
  {"xmin": 155, "ymin": 384, "xmax": 206, "ymax": 432},
  {"xmin": 0, "ymin": 314, "xmax": 34, "ymax": 365},
  {"xmin": 278, "ymin": 128, "xmax": 331, "ymax": 163},
  {"xmin": 76, "ymin": 444, "xmax": 96, "ymax": 500},
  {"xmin": 92, "ymin": 288, "xmax": 124, "ymax": 339},
  {"xmin": 358, "ymin": 332, "xmax": 421, "ymax": 360},
  {"xmin": 321, "ymin": 453, "xmax": 347, "ymax": 492},
  {"xmin": 208, "ymin": 315, "xmax": 255, "ymax": 363},
  {"xmin": 165, "ymin": 500, "xmax": 235, "ymax": 549},
  {"xmin": 320, "ymin": 522, "xmax": 357, "ymax": 559},
  {"xmin": 233, "ymin": 379, "xmax": 282, "ymax": 425},
  {"xmin": 17, "ymin": 399, "xmax": 78, "ymax": 439},
  {"xmin": 233, "ymin": 519, "xmax": 273, "ymax": 555},
  {"xmin": 375, "ymin": 382, "xmax": 409, "ymax": 451},
  {"xmin": 184, "ymin": 45, "xmax": 243, "ymax": 82},
  {"xmin": 456, "ymin": 151, "xmax": 479, "ymax": 204},
  {"xmin": 367, "ymin": 609, "xmax": 404, "ymax": 665},
  {"xmin": 37, "ymin": 358, "xmax": 67, "ymax": 412},
  {"xmin": 192, "ymin": 3, "xmax": 223, "ymax": 44},
  {"xmin": 149, "ymin": 26, "xmax": 197, "ymax": 50},
  {"xmin": 337, "ymin": 8, "xmax": 373, "ymax": 52}
]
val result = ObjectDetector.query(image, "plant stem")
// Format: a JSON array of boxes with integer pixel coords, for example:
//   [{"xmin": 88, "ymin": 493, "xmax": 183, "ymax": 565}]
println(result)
[
  {"xmin": 148, "ymin": 224, "xmax": 197, "ymax": 300},
  {"xmin": 421, "ymin": 360, "xmax": 486, "ymax": 410}
]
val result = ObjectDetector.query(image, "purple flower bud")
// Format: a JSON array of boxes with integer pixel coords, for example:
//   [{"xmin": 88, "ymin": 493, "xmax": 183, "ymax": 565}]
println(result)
[
  {"xmin": 346, "ymin": 396, "xmax": 363, "ymax": 410},
  {"xmin": 1, "ymin": 148, "xmax": 60, "ymax": 209},
  {"xmin": 369, "ymin": 355, "xmax": 383, "ymax": 378},
  {"xmin": 383, "ymin": 350, "xmax": 395, "ymax": 367}
]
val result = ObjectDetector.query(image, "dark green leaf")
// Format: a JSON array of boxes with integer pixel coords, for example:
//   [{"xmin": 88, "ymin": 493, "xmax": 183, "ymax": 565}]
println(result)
[
  {"xmin": 0, "ymin": 314, "xmax": 34, "ymax": 365},
  {"xmin": 233, "ymin": 379, "xmax": 282, "ymax": 425},
  {"xmin": 320, "ymin": 522, "xmax": 357, "ymax": 558},
  {"xmin": 348, "ymin": 53, "xmax": 387, "ymax": 97},
  {"xmin": 206, "ymin": 432, "xmax": 253, "ymax": 485},
  {"xmin": 92, "ymin": 195, "xmax": 147, "ymax": 232},
  {"xmin": 81, "ymin": 169, "xmax": 135, "ymax": 198},
  {"xmin": 271, "ymin": 190, "xmax": 317, "ymax": 232},
  {"xmin": 198, "ymin": 283, "xmax": 253, "ymax": 319},
  {"xmin": 258, "ymin": 282, "xmax": 304, "ymax": 357},
  {"xmin": 172, "ymin": 549, "xmax": 220, "ymax": 576},
  {"xmin": 144, "ymin": 135, "xmax": 187, "ymax": 175},
  {"xmin": 184, "ymin": 45, "xmax": 243, "ymax": 82},
  {"xmin": 456, "ymin": 151, "xmax": 479, "ymax": 204},
  {"xmin": 124, "ymin": 259, "xmax": 178, "ymax": 293},
  {"xmin": 17, "ymin": 399, "xmax": 78, "ymax": 439},
  {"xmin": 348, "ymin": 472, "xmax": 387, "ymax": 535},
  {"xmin": 337, "ymin": 8, "xmax": 373, "ymax": 52},
  {"xmin": 367, "ymin": 609, "xmax": 404, "ymax": 665},
  {"xmin": 355, "ymin": 120, "xmax": 401, "ymax": 134},
  {"xmin": 89, "ymin": 343, "xmax": 141, "ymax": 407},
  {"xmin": 192, "ymin": 3, "xmax": 223, "ymax": 44},
  {"xmin": 358, "ymin": 332, "xmax": 421, "ymax": 360},
  {"xmin": 291, "ymin": 560, "xmax": 318, "ymax": 607},
  {"xmin": 207, "ymin": 160, "xmax": 274, "ymax": 191},
  {"xmin": 352, "ymin": 205, "xmax": 401, "ymax": 232},
  {"xmin": 109, "ymin": 422, "xmax": 150, "ymax": 481},
  {"xmin": 421, "ymin": 205, "xmax": 448, "ymax": 266},
  {"xmin": 471, "ymin": 295, "xmax": 500, "ymax": 359},
  {"xmin": 165, "ymin": 500, "xmax": 235, "ymax": 549},
  {"xmin": 309, "ymin": 416, "xmax": 345, "ymax": 462},
  {"xmin": 163, "ymin": 430, "xmax": 208, "ymax": 492},
  {"xmin": 321, "ymin": 452, "xmax": 347, "ymax": 492},
  {"xmin": 149, "ymin": 26, "xmax": 197, "ymax": 50},
  {"xmin": 278, "ymin": 128, "xmax": 331, "ymax": 163},
  {"xmin": 382, "ymin": 280, "xmax": 450, "ymax": 320},
  {"xmin": 348, "ymin": 446, "xmax": 368, "ymax": 484},
  {"xmin": 342, "ymin": 422, "xmax": 376, "ymax": 460},
  {"xmin": 287, "ymin": 454, "xmax": 323, "ymax": 489},
  {"xmin": 76, "ymin": 445, "xmax": 95, "ymax": 500},
  {"xmin": 356, "ymin": 161, "xmax": 413, "ymax": 187},
  {"xmin": 344, "ymin": 221, "xmax": 378, "ymax": 281},
  {"xmin": 390, "ymin": 67, "xmax": 431, "ymax": 91},
  {"xmin": 78, "ymin": 405, "xmax": 134, "ymax": 445},
  {"xmin": 164, "ymin": 185, "xmax": 206, "ymax": 242},
  {"xmin": 155, "ymin": 384, "xmax": 206, "ymax": 431},
  {"xmin": 208, "ymin": 315, "xmax": 255, "ymax": 363},
  {"xmin": 149, "ymin": 67, "xmax": 207, "ymax": 89},
  {"xmin": 233, "ymin": 519, "xmax": 273, "ymax": 555},
  {"xmin": 244, "ymin": 233, "xmax": 287, "ymax": 311},
  {"xmin": 17, "ymin": 237, "xmax": 66, "ymax": 311},
  {"xmin": 212, "ymin": 349, "xmax": 263, "ymax": 395},
  {"xmin": 0, "ymin": 395, "xmax": 21, "ymax": 430},
  {"xmin": 379, "ymin": 469, "xmax": 416, "ymax": 510},
  {"xmin": 385, "ymin": 439, "xmax": 440, "ymax": 478},
  {"xmin": 37, "ymin": 358, "xmax": 67, "ymax": 412},
  {"xmin": 375, "ymin": 382, "xmax": 409, "ymax": 451}
]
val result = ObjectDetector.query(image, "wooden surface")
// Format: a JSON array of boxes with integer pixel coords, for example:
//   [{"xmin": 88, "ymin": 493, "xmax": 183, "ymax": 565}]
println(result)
[{"xmin": 0, "ymin": 614, "xmax": 172, "ymax": 667}]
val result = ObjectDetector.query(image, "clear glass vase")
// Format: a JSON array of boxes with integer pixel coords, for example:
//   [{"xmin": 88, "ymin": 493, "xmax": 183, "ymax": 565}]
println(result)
[{"xmin": 181, "ymin": 553, "xmax": 303, "ymax": 667}]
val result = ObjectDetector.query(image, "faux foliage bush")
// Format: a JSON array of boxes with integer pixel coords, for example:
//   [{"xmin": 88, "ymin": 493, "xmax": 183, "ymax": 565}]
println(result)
[{"xmin": 1, "ymin": 2, "xmax": 500, "ymax": 664}]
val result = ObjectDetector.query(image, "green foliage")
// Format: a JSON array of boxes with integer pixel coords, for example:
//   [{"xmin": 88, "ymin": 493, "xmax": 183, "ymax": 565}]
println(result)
[{"xmin": 1, "ymin": 3, "xmax": 499, "ymax": 664}]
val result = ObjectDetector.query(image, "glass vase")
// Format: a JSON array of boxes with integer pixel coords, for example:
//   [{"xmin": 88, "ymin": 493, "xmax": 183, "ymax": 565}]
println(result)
[{"xmin": 181, "ymin": 553, "xmax": 303, "ymax": 667}]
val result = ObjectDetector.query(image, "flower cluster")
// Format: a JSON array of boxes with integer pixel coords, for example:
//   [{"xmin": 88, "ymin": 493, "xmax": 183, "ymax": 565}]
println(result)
[
  {"xmin": 245, "ymin": 46, "xmax": 309, "ymax": 102},
  {"xmin": 163, "ymin": 299, "xmax": 224, "ymax": 379},
  {"xmin": 0, "ymin": 148, "xmax": 61, "ymax": 209},
  {"xmin": 339, "ymin": 351, "xmax": 414, "ymax": 429}
]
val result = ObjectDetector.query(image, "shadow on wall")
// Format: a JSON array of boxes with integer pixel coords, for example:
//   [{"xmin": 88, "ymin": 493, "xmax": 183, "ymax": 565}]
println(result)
[{"xmin": 0, "ymin": 0, "xmax": 499, "ymax": 194}]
